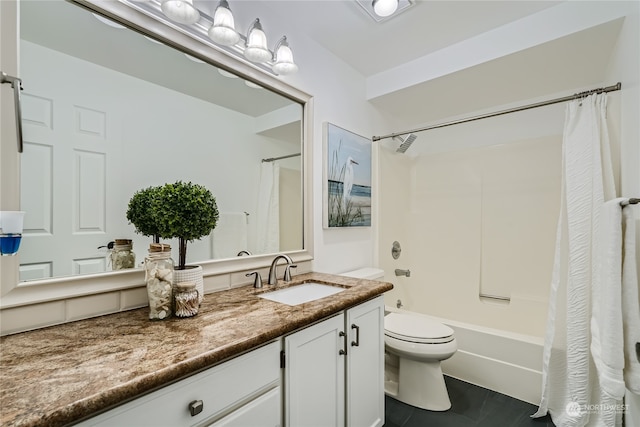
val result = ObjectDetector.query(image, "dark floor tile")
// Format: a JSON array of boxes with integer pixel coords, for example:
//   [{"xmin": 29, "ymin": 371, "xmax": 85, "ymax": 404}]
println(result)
[
  {"xmin": 385, "ymin": 376, "xmax": 556, "ymax": 427},
  {"xmin": 445, "ymin": 377, "xmax": 493, "ymax": 420},
  {"xmin": 404, "ymin": 407, "xmax": 477, "ymax": 427},
  {"xmin": 385, "ymin": 395, "xmax": 415, "ymax": 427}
]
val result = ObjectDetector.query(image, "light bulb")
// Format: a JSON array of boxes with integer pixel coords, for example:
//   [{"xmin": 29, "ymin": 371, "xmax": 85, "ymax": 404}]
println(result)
[{"xmin": 372, "ymin": 0, "xmax": 398, "ymax": 17}]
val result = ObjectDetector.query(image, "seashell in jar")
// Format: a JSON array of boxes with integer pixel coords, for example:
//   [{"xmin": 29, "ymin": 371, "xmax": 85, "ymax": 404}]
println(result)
[{"xmin": 157, "ymin": 268, "xmax": 172, "ymax": 281}]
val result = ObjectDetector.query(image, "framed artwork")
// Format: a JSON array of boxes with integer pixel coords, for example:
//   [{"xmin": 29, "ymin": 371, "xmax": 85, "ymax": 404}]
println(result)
[{"xmin": 324, "ymin": 123, "xmax": 372, "ymax": 228}]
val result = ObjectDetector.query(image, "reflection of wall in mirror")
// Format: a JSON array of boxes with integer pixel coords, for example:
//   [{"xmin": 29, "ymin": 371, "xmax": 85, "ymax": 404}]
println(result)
[{"xmin": 18, "ymin": 40, "xmax": 302, "ymax": 281}]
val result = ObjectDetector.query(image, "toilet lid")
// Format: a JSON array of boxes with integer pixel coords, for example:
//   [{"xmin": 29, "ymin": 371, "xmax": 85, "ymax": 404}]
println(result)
[{"xmin": 385, "ymin": 312, "xmax": 454, "ymax": 344}]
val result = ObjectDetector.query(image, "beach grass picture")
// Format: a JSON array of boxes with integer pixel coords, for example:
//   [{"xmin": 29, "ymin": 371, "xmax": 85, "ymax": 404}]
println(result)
[{"xmin": 325, "ymin": 123, "xmax": 372, "ymax": 228}]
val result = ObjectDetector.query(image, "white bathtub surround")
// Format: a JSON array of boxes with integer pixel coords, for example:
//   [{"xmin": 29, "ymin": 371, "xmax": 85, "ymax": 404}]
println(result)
[{"xmin": 534, "ymin": 94, "xmax": 620, "ymax": 426}]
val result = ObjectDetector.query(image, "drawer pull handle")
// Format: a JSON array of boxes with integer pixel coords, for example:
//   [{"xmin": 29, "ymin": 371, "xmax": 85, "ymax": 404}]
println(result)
[{"xmin": 189, "ymin": 400, "xmax": 204, "ymax": 416}]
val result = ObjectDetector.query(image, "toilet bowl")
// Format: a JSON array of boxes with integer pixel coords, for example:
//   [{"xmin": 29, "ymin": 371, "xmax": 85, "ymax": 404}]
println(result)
[
  {"xmin": 340, "ymin": 268, "xmax": 457, "ymax": 411},
  {"xmin": 384, "ymin": 312, "xmax": 457, "ymax": 411}
]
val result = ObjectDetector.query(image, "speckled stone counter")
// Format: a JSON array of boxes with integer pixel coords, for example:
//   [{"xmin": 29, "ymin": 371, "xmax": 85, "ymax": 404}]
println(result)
[{"xmin": 0, "ymin": 272, "xmax": 392, "ymax": 427}]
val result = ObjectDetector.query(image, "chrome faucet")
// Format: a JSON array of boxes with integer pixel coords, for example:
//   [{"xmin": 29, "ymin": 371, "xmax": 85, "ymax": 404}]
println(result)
[{"xmin": 267, "ymin": 254, "xmax": 296, "ymax": 285}]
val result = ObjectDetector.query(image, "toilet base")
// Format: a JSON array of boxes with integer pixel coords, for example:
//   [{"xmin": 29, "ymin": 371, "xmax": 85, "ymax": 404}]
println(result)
[{"xmin": 385, "ymin": 355, "xmax": 452, "ymax": 411}]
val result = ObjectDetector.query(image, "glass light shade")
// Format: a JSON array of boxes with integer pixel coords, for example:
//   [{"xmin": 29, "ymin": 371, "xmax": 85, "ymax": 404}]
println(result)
[
  {"xmin": 372, "ymin": 0, "xmax": 398, "ymax": 17},
  {"xmin": 161, "ymin": 0, "xmax": 200, "ymax": 25},
  {"xmin": 244, "ymin": 19, "xmax": 271, "ymax": 63},
  {"xmin": 208, "ymin": 2, "xmax": 240, "ymax": 46},
  {"xmin": 272, "ymin": 43, "xmax": 298, "ymax": 75}
]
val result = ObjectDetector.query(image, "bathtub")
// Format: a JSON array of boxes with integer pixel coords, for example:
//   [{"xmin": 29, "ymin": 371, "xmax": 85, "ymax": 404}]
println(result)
[{"xmin": 384, "ymin": 306, "xmax": 544, "ymax": 405}]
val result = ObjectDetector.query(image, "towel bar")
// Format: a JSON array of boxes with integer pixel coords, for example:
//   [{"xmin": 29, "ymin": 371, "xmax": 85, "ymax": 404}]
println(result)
[{"xmin": 620, "ymin": 198, "xmax": 639, "ymax": 207}]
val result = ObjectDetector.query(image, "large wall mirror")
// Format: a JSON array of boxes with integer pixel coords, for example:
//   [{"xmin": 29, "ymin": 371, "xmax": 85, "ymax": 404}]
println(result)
[{"xmin": 17, "ymin": 0, "xmax": 307, "ymax": 282}]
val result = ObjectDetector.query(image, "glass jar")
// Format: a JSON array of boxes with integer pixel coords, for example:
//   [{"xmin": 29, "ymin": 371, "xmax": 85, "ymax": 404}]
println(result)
[
  {"xmin": 111, "ymin": 239, "xmax": 135, "ymax": 270},
  {"xmin": 144, "ymin": 243, "xmax": 174, "ymax": 320},
  {"xmin": 174, "ymin": 282, "xmax": 199, "ymax": 318}
]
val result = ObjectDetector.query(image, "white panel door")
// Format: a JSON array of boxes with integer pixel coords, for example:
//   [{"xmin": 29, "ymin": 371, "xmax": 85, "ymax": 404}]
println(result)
[
  {"xmin": 19, "ymin": 42, "xmax": 124, "ymax": 279},
  {"xmin": 346, "ymin": 296, "xmax": 385, "ymax": 427},
  {"xmin": 284, "ymin": 313, "xmax": 346, "ymax": 427}
]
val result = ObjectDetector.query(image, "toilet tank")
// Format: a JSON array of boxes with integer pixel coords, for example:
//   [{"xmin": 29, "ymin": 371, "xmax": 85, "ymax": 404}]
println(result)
[{"xmin": 340, "ymin": 267, "xmax": 385, "ymax": 280}]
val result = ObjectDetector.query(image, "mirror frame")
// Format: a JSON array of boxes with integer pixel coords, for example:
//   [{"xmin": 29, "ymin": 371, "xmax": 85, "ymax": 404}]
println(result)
[{"xmin": 0, "ymin": 0, "xmax": 313, "ymax": 309}]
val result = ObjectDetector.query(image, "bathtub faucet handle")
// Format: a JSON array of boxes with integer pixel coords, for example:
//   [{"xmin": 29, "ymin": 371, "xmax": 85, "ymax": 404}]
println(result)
[{"xmin": 395, "ymin": 269, "xmax": 410, "ymax": 277}]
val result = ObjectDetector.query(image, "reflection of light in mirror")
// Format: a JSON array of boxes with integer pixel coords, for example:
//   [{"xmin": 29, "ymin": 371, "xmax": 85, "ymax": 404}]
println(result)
[
  {"xmin": 218, "ymin": 68, "xmax": 239, "ymax": 79},
  {"xmin": 92, "ymin": 13, "xmax": 126, "ymax": 29},
  {"xmin": 185, "ymin": 54, "xmax": 206, "ymax": 63},
  {"xmin": 245, "ymin": 80, "xmax": 263, "ymax": 89},
  {"xmin": 144, "ymin": 35, "xmax": 163, "ymax": 45}
]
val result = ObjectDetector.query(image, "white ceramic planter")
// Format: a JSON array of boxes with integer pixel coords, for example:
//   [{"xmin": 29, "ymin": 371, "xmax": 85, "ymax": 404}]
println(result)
[{"xmin": 174, "ymin": 265, "xmax": 204, "ymax": 304}]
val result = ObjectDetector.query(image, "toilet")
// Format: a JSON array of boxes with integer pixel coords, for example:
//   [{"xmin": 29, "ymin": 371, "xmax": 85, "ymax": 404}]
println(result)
[{"xmin": 341, "ymin": 268, "xmax": 458, "ymax": 412}]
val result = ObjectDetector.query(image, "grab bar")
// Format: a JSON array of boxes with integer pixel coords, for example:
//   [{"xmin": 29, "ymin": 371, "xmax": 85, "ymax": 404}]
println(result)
[{"xmin": 1, "ymin": 71, "xmax": 24, "ymax": 153}]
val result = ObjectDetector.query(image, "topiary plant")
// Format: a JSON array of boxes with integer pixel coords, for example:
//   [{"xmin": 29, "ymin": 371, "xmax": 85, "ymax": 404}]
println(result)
[
  {"xmin": 154, "ymin": 181, "xmax": 219, "ymax": 270},
  {"xmin": 126, "ymin": 185, "xmax": 161, "ymax": 244}
]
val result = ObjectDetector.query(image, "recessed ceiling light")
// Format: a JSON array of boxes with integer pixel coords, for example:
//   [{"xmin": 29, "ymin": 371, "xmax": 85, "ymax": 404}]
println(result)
[{"xmin": 355, "ymin": 0, "xmax": 414, "ymax": 23}]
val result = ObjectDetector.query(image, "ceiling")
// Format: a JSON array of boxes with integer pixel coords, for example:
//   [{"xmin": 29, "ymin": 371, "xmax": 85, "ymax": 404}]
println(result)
[{"xmin": 264, "ymin": 0, "xmax": 563, "ymax": 77}]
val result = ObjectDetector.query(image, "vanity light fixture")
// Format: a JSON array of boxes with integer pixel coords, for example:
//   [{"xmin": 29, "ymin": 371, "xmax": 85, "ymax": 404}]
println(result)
[
  {"xmin": 160, "ymin": 0, "xmax": 200, "ymax": 25},
  {"xmin": 124, "ymin": 0, "xmax": 298, "ymax": 75}
]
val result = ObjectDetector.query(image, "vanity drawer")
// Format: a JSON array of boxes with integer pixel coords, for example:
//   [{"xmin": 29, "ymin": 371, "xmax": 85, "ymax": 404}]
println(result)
[{"xmin": 77, "ymin": 340, "xmax": 280, "ymax": 426}]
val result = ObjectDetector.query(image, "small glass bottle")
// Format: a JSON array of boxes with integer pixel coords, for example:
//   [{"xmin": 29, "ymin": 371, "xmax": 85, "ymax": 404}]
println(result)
[
  {"xmin": 174, "ymin": 282, "xmax": 199, "ymax": 318},
  {"xmin": 144, "ymin": 243, "xmax": 174, "ymax": 320},
  {"xmin": 111, "ymin": 239, "xmax": 136, "ymax": 270}
]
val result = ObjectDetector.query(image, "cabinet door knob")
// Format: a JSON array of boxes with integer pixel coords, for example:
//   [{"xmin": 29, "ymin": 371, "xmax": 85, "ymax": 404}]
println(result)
[
  {"xmin": 351, "ymin": 324, "xmax": 360, "ymax": 347},
  {"xmin": 188, "ymin": 399, "xmax": 204, "ymax": 416},
  {"xmin": 339, "ymin": 331, "xmax": 347, "ymax": 355}
]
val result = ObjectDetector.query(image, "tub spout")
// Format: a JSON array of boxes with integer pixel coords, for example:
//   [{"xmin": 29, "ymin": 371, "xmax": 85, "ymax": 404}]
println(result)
[{"xmin": 395, "ymin": 269, "xmax": 410, "ymax": 277}]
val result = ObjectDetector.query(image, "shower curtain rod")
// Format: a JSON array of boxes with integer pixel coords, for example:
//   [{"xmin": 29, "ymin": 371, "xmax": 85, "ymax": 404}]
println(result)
[
  {"xmin": 372, "ymin": 82, "xmax": 622, "ymax": 142},
  {"xmin": 261, "ymin": 153, "xmax": 301, "ymax": 163}
]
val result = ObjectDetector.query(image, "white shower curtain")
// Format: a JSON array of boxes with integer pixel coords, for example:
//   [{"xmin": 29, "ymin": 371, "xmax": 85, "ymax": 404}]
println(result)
[
  {"xmin": 256, "ymin": 162, "xmax": 280, "ymax": 254},
  {"xmin": 533, "ymin": 93, "xmax": 619, "ymax": 426}
]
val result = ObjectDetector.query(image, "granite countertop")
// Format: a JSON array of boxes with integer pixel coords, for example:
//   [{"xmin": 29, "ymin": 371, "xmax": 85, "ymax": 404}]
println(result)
[{"xmin": 0, "ymin": 272, "xmax": 392, "ymax": 427}]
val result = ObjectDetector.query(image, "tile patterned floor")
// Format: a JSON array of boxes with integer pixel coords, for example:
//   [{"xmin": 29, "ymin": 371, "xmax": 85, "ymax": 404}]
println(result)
[{"xmin": 384, "ymin": 376, "xmax": 556, "ymax": 427}]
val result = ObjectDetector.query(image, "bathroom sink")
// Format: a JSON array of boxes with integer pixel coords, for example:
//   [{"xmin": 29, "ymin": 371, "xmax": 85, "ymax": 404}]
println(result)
[{"xmin": 258, "ymin": 282, "xmax": 345, "ymax": 306}]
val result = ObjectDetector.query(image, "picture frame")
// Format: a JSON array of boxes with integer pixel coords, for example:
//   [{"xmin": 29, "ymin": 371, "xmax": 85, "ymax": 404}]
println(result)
[{"xmin": 323, "ymin": 123, "xmax": 372, "ymax": 228}]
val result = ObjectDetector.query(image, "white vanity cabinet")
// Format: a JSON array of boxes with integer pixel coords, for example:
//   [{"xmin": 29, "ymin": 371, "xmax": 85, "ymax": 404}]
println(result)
[
  {"xmin": 283, "ymin": 296, "xmax": 385, "ymax": 427},
  {"xmin": 76, "ymin": 340, "xmax": 281, "ymax": 427}
]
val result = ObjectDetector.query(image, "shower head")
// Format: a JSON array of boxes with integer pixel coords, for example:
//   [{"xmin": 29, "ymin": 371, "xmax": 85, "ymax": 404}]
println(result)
[{"xmin": 392, "ymin": 134, "xmax": 417, "ymax": 153}]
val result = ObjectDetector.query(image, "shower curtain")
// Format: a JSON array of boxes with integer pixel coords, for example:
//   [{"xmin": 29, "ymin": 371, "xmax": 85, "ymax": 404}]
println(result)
[
  {"xmin": 533, "ymin": 93, "xmax": 619, "ymax": 426},
  {"xmin": 256, "ymin": 162, "xmax": 280, "ymax": 254}
]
